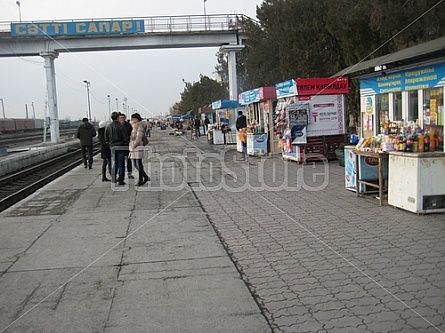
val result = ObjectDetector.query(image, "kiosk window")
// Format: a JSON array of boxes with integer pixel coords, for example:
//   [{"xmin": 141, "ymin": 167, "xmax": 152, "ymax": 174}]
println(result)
[
  {"xmin": 376, "ymin": 94, "xmax": 389, "ymax": 134},
  {"xmin": 393, "ymin": 92, "xmax": 402, "ymax": 121},
  {"xmin": 408, "ymin": 90, "xmax": 419, "ymax": 123},
  {"xmin": 423, "ymin": 88, "xmax": 443, "ymax": 128}
]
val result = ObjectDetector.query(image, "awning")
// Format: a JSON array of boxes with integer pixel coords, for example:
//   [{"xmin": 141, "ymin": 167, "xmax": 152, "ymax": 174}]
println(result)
[{"xmin": 332, "ymin": 36, "xmax": 445, "ymax": 77}]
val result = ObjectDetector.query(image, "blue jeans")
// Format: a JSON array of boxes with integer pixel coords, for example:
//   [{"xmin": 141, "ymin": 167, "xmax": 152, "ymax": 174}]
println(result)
[{"xmin": 111, "ymin": 148, "xmax": 126, "ymax": 183}]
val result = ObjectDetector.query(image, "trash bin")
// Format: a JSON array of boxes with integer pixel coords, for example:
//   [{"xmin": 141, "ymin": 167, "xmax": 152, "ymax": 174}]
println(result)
[{"xmin": 335, "ymin": 148, "xmax": 345, "ymax": 167}]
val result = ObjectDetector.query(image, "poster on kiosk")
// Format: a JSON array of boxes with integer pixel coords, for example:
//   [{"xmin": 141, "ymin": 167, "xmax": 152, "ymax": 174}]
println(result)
[{"xmin": 275, "ymin": 78, "xmax": 348, "ymax": 162}]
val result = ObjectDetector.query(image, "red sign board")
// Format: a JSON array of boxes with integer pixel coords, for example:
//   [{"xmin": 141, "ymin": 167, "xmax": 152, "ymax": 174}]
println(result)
[{"xmin": 295, "ymin": 77, "xmax": 349, "ymax": 96}]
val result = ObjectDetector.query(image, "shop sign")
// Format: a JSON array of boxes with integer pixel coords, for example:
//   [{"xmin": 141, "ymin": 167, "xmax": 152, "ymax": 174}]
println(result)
[
  {"xmin": 360, "ymin": 62, "xmax": 445, "ymax": 94},
  {"xmin": 294, "ymin": 77, "xmax": 349, "ymax": 95},
  {"xmin": 276, "ymin": 78, "xmax": 348, "ymax": 97},
  {"xmin": 11, "ymin": 20, "xmax": 145, "ymax": 37},
  {"xmin": 239, "ymin": 89, "xmax": 260, "ymax": 105},
  {"xmin": 276, "ymin": 80, "xmax": 297, "ymax": 98}
]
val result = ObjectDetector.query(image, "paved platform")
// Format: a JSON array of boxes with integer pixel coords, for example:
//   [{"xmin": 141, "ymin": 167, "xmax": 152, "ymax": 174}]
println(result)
[
  {"xmin": 0, "ymin": 140, "xmax": 79, "ymax": 176},
  {"xmin": 0, "ymin": 128, "xmax": 444, "ymax": 333}
]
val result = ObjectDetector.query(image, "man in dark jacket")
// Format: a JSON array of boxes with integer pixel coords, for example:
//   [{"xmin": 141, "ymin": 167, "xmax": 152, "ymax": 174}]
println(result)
[
  {"xmin": 193, "ymin": 116, "xmax": 201, "ymax": 137},
  {"xmin": 235, "ymin": 110, "xmax": 247, "ymax": 131},
  {"xmin": 105, "ymin": 112, "xmax": 129, "ymax": 185},
  {"xmin": 76, "ymin": 117, "xmax": 96, "ymax": 169},
  {"xmin": 118, "ymin": 113, "xmax": 134, "ymax": 179}
]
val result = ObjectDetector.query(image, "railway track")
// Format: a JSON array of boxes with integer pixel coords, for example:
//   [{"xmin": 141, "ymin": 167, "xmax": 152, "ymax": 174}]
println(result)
[
  {"xmin": 0, "ymin": 146, "xmax": 100, "ymax": 212},
  {"xmin": 0, "ymin": 129, "xmax": 77, "ymax": 147}
]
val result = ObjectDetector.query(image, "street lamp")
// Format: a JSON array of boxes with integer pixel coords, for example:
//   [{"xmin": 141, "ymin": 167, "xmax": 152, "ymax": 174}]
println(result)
[
  {"xmin": 123, "ymin": 97, "xmax": 127, "ymax": 114},
  {"xmin": 115, "ymin": 98, "xmax": 119, "ymax": 112},
  {"xmin": 83, "ymin": 80, "xmax": 92, "ymax": 121},
  {"xmin": 16, "ymin": 1, "xmax": 22, "ymax": 23},
  {"xmin": 107, "ymin": 94, "xmax": 111, "ymax": 114}
]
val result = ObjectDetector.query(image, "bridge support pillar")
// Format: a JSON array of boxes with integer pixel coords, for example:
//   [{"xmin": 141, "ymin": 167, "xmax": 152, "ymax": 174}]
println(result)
[
  {"xmin": 219, "ymin": 44, "xmax": 245, "ymax": 101},
  {"xmin": 41, "ymin": 51, "xmax": 60, "ymax": 144}
]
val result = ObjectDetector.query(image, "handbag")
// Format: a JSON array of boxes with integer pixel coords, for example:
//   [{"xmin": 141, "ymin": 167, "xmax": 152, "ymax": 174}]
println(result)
[{"xmin": 142, "ymin": 135, "xmax": 149, "ymax": 146}]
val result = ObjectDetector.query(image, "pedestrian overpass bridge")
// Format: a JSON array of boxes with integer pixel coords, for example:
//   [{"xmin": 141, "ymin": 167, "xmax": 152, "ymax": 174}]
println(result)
[{"xmin": 0, "ymin": 14, "xmax": 248, "ymax": 142}]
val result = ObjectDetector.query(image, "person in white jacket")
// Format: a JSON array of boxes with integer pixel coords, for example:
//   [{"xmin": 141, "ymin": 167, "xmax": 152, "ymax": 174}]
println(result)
[{"xmin": 129, "ymin": 113, "xmax": 150, "ymax": 186}]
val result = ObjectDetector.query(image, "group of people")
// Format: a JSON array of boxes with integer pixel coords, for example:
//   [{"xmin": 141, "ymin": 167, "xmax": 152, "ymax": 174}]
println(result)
[{"xmin": 76, "ymin": 112, "xmax": 150, "ymax": 186}]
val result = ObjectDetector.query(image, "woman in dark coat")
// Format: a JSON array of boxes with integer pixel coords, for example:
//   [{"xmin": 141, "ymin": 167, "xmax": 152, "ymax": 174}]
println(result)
[{"xmin": 98, "ymin": 121, "xmax": 112, "ymax": 182}]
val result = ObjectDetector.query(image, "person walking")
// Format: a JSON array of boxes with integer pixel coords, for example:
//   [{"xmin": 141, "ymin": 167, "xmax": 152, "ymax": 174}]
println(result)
[
  {"xmin": 236, "ymin": 111, "xmax": 248, "ymax": 160},
  {"xmin": 204, "ymin": 116, "xmax": 210, "ymax": 134},
  {"xmin": 129, "ymin": 113, "xmax": 150, "ymax": 186},
  {"xmin": 76, "ymin": 117, "xmax": 96, "ymax": 169},
  {"xmin": 106, "ymin": 112, "xmax": 129, "ymax": 185},
  {"xmin": 193, "ymin": 115, "xmax": 201, "ymax": 137},
  {"xmin": 98, "ymin": 121, "xmax": 111, "ymax": 182},
  {"xmin": 145, "ymin": 119, "xmax": 152, "ymax": 137},
  {"xmin": 118, "ymin": 113, "xmax": 134, "ymax": 179}
]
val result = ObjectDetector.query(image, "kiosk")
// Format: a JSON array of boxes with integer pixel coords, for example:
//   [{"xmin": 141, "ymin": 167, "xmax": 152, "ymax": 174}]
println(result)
[
  {"xmin": 275, "ymin": 78, "xmax": 349, "ymax": 163},
  {"xmin": 209, "ymin": 100, "xmax": 243, "ymax": 145},
  {"xmin": 239, "ymin": 87, "xmax": 278, "ymax": 156},
  {"xmin": 357, "ymin": 61, "xmax": 445, "ymax": 212}
]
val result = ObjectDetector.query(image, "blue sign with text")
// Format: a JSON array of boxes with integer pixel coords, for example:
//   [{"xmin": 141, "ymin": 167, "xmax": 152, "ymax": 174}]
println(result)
[
  {"xmin": 360, "ymin": 62, "xmax": 445, "ymax": 95},
  {"xmin": 11, "ymin": 20, "xmax": 145, "ymax": 37}
]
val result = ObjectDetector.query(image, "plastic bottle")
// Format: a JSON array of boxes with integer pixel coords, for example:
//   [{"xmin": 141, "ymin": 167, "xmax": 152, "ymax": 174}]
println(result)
[
  {"xmin": 406, "ymin": 135, "xmax": 413, "ymax": 152},
  {"xmin": 424, "ymin": 132, "xmax": 430, "ymax": 152},
  {"xmin": 417, "ymin": 132, "xmax": 424, "ymax": 152},
  {"xmin": 412, "ymin": 133, "xmax": 418, "ymax": 152},
  {"xmin": 438, "ymin": 131, "xmax": 444, "ymax": 151},
  {"xmin": 396, "ymin": 135, "xmax": 402, "ymax": 151},
  {"xmin": 429, "ymin": 130, "xmax": 435, "ymax": 151},
  {"xmin": 402, "ymin": 134, "xmax": 407, "ymax": 152}
]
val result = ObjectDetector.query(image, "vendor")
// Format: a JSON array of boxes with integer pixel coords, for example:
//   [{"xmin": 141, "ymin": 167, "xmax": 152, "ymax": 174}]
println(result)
[{"xmin": 236, "ymin": 110, "xmax": 247, "ymax": 131}]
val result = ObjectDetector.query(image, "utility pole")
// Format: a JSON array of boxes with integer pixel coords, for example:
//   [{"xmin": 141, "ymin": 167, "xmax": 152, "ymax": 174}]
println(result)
[
  {"xmin": 107, "ymin": 94, "xmax": 111, "ymax": 115},
  {"xmin": 0, "ymin": 98, "xmax": 5, "ymax": 118},
  {"xmin": 83, "ymin": 80, "xmax": 92, "ymax": 121},
  {"xmin": 203, "ymin": 0, "xmax": 207, "ymax": 30}
]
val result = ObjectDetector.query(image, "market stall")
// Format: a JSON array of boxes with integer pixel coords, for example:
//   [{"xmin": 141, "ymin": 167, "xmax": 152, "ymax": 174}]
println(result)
[
  {"xmin": 239, "ymin": 87, "xmax": 277, "ymax": 156},
  {"xmin": 209, "ymin": 100, "xmax": 243, "ymax": 145},
  {"xmin": 274, "ymin": 77, "xmax": 349, "ymax": 163},
  {"xmin": 355, "ymin": 61, "xmax": 445, "ymax": 212}
]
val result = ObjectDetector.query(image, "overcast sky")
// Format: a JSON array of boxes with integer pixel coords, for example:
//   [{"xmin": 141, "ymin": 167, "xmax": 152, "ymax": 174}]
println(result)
[{"xmin": 0, "ymin": 0, "xmax": 262, "ymax": 121}]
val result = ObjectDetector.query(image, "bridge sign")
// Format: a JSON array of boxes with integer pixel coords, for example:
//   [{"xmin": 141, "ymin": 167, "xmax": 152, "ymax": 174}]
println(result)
[{"xmin": 11, "ymin": 19, "xmax": 145, "ymax": 37}]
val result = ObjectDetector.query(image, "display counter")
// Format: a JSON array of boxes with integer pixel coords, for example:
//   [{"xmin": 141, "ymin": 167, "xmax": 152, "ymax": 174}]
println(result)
[
  {"xmin": 388, "ymin": 151, "xmax": 445, "ymax": 213},
  {"xmin": 247, "ymin": 133, "xmax": 268, "ymax": 156},
  {"xmin": 354, "ymin": 150, "xmax": 389, "ymax": 206},
  {"xmin": 344, "ymin": 146, "xmax": 389, "ymax": 194},
  {"xmin": 212, "ymin": 129, "xmax": 224, "ymax": 145}
]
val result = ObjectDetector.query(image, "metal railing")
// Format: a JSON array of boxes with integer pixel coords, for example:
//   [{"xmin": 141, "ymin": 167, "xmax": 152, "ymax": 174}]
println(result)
[{"xmin": 0, "ymin": 14, "xmax": 248, "ymax": 35}]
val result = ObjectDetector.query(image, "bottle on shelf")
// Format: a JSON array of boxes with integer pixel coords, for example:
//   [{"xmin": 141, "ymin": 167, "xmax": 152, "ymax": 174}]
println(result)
[
  {"xmin": 418, "ymin": 131, "xmax": 424, "ymax": 152},
  {"xmin": 429, "ymin": 130, "xmax": 435, "ymax": 151},
  {"xmin": 438, "ymin": 131, "xmax": 444, "ymax": 151},
  {"xmin": 424, "ymin": 132, "xmax": 430, "ymax": 152},
  {"xmin": 412, "ymin": 132, "xmax": 418, "ymax": 153},
  {"xmin": 406, "ymin": 134, "xmax": 413, "ymax": 152}
]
